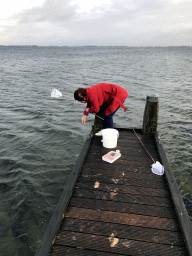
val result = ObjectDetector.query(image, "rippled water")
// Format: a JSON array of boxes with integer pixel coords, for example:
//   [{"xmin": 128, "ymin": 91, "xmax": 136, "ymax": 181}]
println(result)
[{"xmin": 0, "ymin": 46, "xmax": 191, "ymax": 256}]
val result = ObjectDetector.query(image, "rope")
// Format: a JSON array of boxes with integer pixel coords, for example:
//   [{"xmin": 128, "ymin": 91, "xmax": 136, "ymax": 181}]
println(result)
[
  {"xmin": 95, "ymin": 114, "xmax": 104, "ymax": 121},
  {"xmin": 131, "ymin": 127, "xmax": 155, "ymax": 163}
]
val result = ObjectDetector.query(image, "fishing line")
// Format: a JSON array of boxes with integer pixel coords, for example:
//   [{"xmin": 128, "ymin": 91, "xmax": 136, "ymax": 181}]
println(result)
[
  {"xmin": 131, "ymin": 126, "xmax": 155, "ymax": 163},
  {"xmin": 131, "ymin": 125, "xmax": 164, "ymax": 175}
]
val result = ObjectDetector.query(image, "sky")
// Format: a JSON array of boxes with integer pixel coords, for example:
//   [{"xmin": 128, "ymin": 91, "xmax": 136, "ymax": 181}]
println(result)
[{"xmin": 0, "ymin": 0, "xmax": 192, "ymax": 46}]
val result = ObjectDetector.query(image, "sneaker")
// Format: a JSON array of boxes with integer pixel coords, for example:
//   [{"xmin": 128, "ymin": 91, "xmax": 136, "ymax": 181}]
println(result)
[{"xmin": 95, "ymin": 130, "xmax": 103, "ymax": 136}]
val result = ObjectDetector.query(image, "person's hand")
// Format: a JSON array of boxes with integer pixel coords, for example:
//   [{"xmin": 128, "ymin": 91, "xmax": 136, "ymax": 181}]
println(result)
[
  {"xmin": 85, "ymin": 108, "xmax": 90, "ymax": 113},
  {"xmin": 82, "ymin": 115, "xmax": 87, "ymax": 124}
]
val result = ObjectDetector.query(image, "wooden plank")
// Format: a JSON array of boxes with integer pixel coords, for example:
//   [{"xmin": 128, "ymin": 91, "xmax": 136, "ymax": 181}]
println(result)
[
  {"xmin": 89, "ymin": 144, "xmax": 158, "ymax": 156},
  {"xmin": 53, "ymin": 230, "xmax": 187, "ymax": 256},
  {"xmin": 87, "ymin": 146, "xmax": 156, "ymax": 157},
  {"xmin": 83, "ymin": 159, "xmax": 157, "ymax": 169},
  {"xmin": 76, "ymin": 181, "xmax": 170, "ymax": 198},
  {"xmin": 73, "ymin": 187, "xmax": 173, "ymax": 207},
  {"xmin": 118, "ymin": 140, "xmax": 158, "ymax": 149},
  {"xmin": 51, "ymin": 246, "xmax": 116, "ymax": 256},
  {"xmin": 90, "ymin": 135, "xmax": 157, "ymax": 149},
  {"xmin": 82, "ymin": 164, "xmax": 155, "ymax": 175},
  {"xmin": 85, "ymin": 154, "xmax": 154, "ymax": 166},
  {"xmin": 88, "ymin": 148, "xmax": 160, "ymax": 162},
  {"xmin": 90, "ymin": 138, "xmax": 157, "ymax": 149},
  {"xmin": 88, "ymin": 150, "xmax": 160, "ymax": 168},
  {"xmin": 78, "ymin": 175, "xmax": 167, "ymax": 190},
  {"xmin": 61, "ymin": 218, "xmax": 184, "ymax": 245},
  {"xmin": 81, "ymin": 167, "xmax": 165, "ymax": 184},
  {"xmin": 69, "ymin": 197, "xmax": 176, "ymax": 219},
  {"xmin": 118, "ymin": 137, "xmax": 156, "ymax": 146},
  {"xmin": 65, "ymin": 207, "xmax": 180, "ymax": 231}
]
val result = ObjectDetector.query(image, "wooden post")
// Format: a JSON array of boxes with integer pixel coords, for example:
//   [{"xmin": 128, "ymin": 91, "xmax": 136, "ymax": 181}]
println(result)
[{"xmin": 142, "ymin": 95, "xmax": 159, "ymax": 135}]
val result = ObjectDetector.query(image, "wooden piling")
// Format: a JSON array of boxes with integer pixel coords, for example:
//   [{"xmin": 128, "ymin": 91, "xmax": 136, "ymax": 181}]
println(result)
[{"xmin": 142, "ymin": 95, "xmax": 159, "ymax": 135}]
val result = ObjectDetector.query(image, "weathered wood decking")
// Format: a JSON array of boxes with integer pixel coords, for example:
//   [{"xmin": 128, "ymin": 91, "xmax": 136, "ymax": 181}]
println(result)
[{"xmin": 35, "ymin": 128, "xmax": 192, "ymax": 256}]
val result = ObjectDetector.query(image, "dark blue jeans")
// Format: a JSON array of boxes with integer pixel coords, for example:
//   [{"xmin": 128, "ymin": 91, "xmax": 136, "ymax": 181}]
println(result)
[{"xmin": 102, "ymin": 106, "xmax": 120, "ymax": 129}]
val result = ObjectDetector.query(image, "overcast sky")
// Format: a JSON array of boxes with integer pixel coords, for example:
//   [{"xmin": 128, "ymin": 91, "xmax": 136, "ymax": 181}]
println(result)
[{"xmin": 0, "ymin": 0, "xmax": 192, "ymax": 46}]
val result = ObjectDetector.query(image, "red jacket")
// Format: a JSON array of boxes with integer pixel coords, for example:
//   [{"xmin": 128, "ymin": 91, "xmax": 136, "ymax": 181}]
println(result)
[{"xmin": 84, "ymin": 83, "xmax": 128, "ymax": 116}]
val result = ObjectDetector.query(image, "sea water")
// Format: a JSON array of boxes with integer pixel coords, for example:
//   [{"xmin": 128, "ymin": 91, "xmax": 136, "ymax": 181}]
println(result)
[{"xmin": 0, "ymin": 46, "xmax": 191, "ymax": 255}]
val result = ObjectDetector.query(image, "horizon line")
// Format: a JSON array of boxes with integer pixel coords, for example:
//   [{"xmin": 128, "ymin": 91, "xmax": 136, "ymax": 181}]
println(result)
[{"xmin": 0, "ymin": 45, "xmax": 191, "ymax": 48}]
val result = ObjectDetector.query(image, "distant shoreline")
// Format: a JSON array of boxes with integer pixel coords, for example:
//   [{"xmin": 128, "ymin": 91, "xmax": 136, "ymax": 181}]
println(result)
[{"xmin": 0, "ymin": 45, "xmax": 191, "ymax": 48}]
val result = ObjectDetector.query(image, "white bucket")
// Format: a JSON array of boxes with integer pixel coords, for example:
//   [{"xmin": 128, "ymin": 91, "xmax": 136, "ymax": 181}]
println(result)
[{"xmin": 101, "ymin": 128, "xmax": 119, "ymax": 148}]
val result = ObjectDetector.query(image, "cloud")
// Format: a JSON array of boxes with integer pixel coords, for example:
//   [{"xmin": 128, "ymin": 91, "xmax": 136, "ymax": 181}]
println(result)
[
  {"xmin": 14, "ymin": 0, "xmax": 78, "ymax": 24},
  {"xmin": 0, "ymin": 0, "xmax": 192, "ymax": 46},
  {"xmin": 0, "ymin": 0, "xmax": 79, "ymax": 45}
]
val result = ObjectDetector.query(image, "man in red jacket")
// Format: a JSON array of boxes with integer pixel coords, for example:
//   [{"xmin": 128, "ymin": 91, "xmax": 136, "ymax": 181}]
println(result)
[{"xmin": 74, "ymin": 83, "xmax": 128, "ymax": 129}]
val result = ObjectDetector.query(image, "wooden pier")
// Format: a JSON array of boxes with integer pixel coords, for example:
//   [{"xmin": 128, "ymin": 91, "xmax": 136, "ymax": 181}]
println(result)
[{"xmin": 35, "ymin": 96, "xmax": 192, "ymax": 256}]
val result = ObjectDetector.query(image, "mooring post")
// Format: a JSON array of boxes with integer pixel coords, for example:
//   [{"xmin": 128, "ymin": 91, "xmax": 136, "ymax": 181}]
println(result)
[{"xmin": 142, "ymin": 95, "xmax": 159, "ymax": 135}]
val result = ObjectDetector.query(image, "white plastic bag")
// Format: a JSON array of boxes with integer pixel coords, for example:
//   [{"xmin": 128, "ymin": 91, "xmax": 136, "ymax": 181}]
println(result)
[
  {"xmin": 51, "ymin": 88, "xmax": 62, "ymax": 98},
  {"xmin": 151, "ymin": 161, "xmax": 164, "ymax": 175}
]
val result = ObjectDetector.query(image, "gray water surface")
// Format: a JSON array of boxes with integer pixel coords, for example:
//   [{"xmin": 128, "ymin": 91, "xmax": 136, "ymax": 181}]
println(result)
[{"xmin": 0, "ymin": 46, "xmax": 191, "ymax": 255}]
